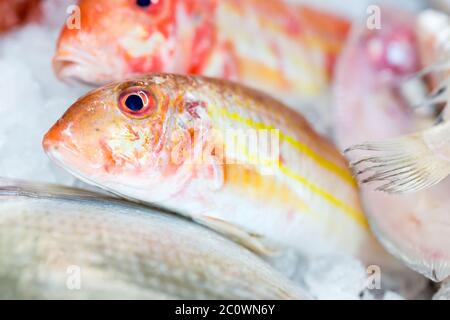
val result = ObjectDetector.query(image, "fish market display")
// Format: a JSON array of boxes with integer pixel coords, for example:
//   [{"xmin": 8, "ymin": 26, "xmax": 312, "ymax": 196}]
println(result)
[
  {"xmin": 42, "ymin": 73, "xmax": 396, "ymax": 267},
  {"xmin": 0, "ymin": 179, "xmax": 307, "ymax": 299},
  {"xmin": 2, "ymin": 0, "xmax": 448, "ymax": 300},
  {"xmin": 53, "ymin": 0, "xmax": 350, "ymax": 129},
  {"xmin": 333, "ymin": 8, "xmax": 450, "ymax": 282}
]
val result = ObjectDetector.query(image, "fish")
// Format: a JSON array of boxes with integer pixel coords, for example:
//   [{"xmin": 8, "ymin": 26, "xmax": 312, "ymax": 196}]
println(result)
[
  {"xmin": 0, "ymin": 179, "xmax": 308, "ymax": 299},
  {"xmin": 333, "ymin": 8, "xmax": 450, "ymax": 282},
  {"xmin": 0, "ymin": 0, "xmax": 41, "ymax": 34},
  {"xmin": 42, "ymin": 72, "xmax": 398, "ymax": 271},
  {"xmin": 346, "ymin": 116, "xmax": 450, "ymax": 194},
  {"xmin": 53, "ymin": 0, "xmax": 350, "ymax": 130},
  {"xmin": 346, "ymin": 9, "xmax": 450, "ymax": 194}
]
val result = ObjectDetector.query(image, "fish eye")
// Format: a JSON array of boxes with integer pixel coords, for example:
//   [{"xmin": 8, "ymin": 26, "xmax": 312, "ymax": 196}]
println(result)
[
  {"xmin": 119, "ymin": 88, "xmax": 155, "ymax": 118},
  {"xmin": 125, "ymin": 94, "xmax": 144, "ymax": 111},
  {"xmin": 136, "ymin": 0, "xmax": 155, "ymax": 7}
]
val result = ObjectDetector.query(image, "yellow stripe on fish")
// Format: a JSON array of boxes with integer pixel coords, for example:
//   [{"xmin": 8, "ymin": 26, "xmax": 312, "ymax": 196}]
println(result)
[
  {"xmin": 278, "ymin": 164, "xmax": 368, "ymax": 228},
  {"xmin": 228, "ymin": 134, "xmax": 367, "ymax": 229},
  {"xmin": 207, "ymin": 105, "xmax": 367, "ymax": 228},
  {"xmin": 208, "ymin": 105, "xmax": 357, "ymax": 187}
]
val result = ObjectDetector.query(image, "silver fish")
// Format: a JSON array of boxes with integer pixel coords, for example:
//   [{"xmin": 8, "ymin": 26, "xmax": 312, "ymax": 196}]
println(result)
[{"xmin": 0, "ymin": 179, "xmax": 308, "ymax": 299}]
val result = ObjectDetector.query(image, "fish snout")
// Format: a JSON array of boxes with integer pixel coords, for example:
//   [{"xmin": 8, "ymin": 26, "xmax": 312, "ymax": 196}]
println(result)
[
  {"xmin": 43, "ymin": 119, "xmax": 89, "ymax": 176},
  {"xmin": 42, "ymin": 121, "xmax": 65, "ymax": 155}
]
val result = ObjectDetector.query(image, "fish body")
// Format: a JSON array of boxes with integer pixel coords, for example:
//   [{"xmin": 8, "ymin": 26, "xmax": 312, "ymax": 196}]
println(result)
[
  {"xmin": 54, "ymin": 0, "xmax": 350, "ymax": 126},
  {"xmin": 333, "ymin": 8, "xmax": 450, "ymax": 281},
  {"xmin": 0, "ymin": 179, "xmax": 307, "ymax": 299},
  {"xmin": 43, "ymin": 73, "xmax": 391, "ymax": 265}
]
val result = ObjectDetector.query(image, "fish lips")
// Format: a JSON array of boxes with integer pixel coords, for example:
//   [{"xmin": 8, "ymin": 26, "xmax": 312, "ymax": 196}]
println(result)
[{"xmin": 52, "ymin": 51, "xmax": 124, "ymax": 85}]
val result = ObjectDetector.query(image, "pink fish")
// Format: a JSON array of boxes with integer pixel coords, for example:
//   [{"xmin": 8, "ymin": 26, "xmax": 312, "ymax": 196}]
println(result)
[{"xmin": 334, "ymin": 8, "xmax": 450, "ymax": 282}]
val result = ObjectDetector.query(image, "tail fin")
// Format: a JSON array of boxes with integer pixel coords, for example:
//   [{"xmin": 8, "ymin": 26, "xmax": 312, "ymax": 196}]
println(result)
[{"xmin": 345, "ymin": 129, "xmax": 450, "ymax": 193}]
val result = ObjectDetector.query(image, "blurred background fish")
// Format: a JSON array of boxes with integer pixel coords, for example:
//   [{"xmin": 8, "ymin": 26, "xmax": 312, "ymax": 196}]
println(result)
[
  {"xmin": 53, "ymin": 0, "xmax": 352, "ymax": 133},
  {"xmin": 334, "ymin": 7, "xmax": 450, "ymax": 283},
  {"xmin": 346, "ymin": 10, "xmax": 450, "ymax": 194},
  {"xmin": 0, "ymin": 0, "xmax": 41, "ymax": 34}
]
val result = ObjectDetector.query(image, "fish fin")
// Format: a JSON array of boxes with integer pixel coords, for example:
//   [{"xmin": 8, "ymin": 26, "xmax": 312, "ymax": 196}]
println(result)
[
  {"xmin": 193, "ymin": 215, "xmax": 277, "ymax": 256},
  {"xmin": 409, "ymin": 80, "xmax": 447, "ymax": 112},
  {"xmin": 399, "ymin": 76, "xmax": 437, "ymax": 115},
  {"xmin": 407, "ymin": 58, "xmax": 450, "ymax": 85},
  {"xmin": 345, "ymin": 129, "xmax": 450, "ymax": 194}
]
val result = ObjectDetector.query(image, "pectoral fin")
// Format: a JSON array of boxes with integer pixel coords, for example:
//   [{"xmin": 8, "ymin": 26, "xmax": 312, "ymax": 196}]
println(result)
[
  {"xmin": 193, "ymin": 215, "xmax": 277, "ymax": 256},
  {"xmin": 345, "ymin": 124, "xmax": 450, "ymax": 193}
]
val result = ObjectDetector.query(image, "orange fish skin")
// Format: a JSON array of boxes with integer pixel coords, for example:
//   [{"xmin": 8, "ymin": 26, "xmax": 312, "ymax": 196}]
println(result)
[
  {"xmin": 43, "ymin": 73, "xmax": 393, "ymax": 265},
  {"xmin": 53, "ymin": 0, "xmax": 350, "ymax": 117}
]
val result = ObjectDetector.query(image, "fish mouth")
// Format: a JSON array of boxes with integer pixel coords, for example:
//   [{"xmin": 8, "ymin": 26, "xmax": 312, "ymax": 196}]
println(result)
[
  {"xmin": 43, "ymin": 143, "xmax": 164, "ymax": 207},
  {"xmin": 53, "ymin": 57, "xmax": 87, "ymax": 85},
  {"xmin": 53, "ymin": 49, "xmax": 122, "ymax": 85},
  {"xmin": 45, "ymin": 147, "xmax": 114, "ymax": 196},
  {"xmin": 43, "ymin": 139, "xmax": 108, "ymax": 193}
]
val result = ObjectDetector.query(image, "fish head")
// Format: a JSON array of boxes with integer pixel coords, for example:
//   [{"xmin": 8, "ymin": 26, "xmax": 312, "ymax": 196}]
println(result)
[
  {"xmin": 53, "ymin": 0, "xmax": 215, "ymax": 85},
  {"xmin": 53, "ymin": 0, "xmax": 177, "ymax": 84},
  {"xmin": 362, "ymin": 21, "xmax": 418, "ymax": 77},
  {"xmin": 43, "ymin": 75, "xmax": 195, "ymax": 202}
]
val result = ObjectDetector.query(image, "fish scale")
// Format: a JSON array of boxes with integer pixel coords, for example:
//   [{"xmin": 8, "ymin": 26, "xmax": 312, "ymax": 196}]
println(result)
[{"xmin": 0, "ymin": 181, "xmax": 307, "ymax": 299}]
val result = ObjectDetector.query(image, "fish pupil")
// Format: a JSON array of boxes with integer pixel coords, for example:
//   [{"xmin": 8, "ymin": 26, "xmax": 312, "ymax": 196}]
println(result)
[
  {"xmin": 125, "ymin": 94, "xmax": 144, "ymax": 111},
  {"xmin": 136, "ymin": 0, "xmax": 152, "ymax": 7}
]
